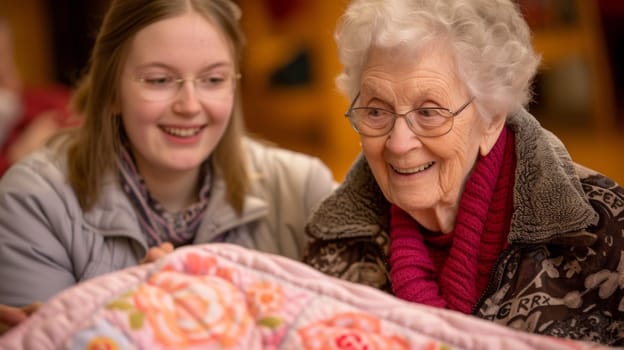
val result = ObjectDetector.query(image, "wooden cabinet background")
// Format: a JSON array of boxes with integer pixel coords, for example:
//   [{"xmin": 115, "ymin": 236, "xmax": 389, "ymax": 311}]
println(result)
[
  {"xmin": 236, "ymin": 0, "xmax": 359, "ymax": 181},
  {"xmin": 520, "ymin": 0, "xmax": 624, "ymax": 184}
]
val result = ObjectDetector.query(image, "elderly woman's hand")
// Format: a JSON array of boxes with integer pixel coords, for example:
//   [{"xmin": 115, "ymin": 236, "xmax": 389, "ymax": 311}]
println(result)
[
  {"xmin": 0, "ymin": 302, "xmax": 41, "ymax": 335},
  {"xmin": 140, "ymin": 242, "xmax": 175, "ymax": 264}
]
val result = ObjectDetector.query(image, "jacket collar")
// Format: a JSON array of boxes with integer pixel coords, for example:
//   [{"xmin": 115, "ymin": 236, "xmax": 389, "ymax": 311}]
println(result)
[
  {"xmin": 194, "ymin": 170, "xmax": 268, "ymax": 242},
  {"xmin": 84, "ymin": 164, "xmax": 269, "ymax": 247},
  {"xmin": 505, "ymin": 109, "xmax": 597, "ymax": 243}
]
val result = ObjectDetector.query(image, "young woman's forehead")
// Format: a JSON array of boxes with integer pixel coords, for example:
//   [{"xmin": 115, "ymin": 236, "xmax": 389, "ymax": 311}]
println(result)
[{"xmin": 125, "ymin": 12, "xmax": 234, "ymax": 70}]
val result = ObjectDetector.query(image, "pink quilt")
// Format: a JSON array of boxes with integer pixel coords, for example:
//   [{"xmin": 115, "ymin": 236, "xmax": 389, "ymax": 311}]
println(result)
[{"xmin": 0, "ymin": 243, "xmax": 611, "ymax": 349}]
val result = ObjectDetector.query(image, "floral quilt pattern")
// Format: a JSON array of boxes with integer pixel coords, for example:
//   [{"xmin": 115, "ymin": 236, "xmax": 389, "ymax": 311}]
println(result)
[{"xmin": 1, "ymin": 244, "xmax": 613, "ymax": 349}]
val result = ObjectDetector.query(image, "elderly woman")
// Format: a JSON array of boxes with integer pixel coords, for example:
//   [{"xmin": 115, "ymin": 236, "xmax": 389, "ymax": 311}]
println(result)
[{"xmin": 304, "ymin": 0, "xmax": 624, "ymax": 346}]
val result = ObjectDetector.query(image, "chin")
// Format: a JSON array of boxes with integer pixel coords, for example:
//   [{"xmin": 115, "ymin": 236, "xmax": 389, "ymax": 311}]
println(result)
[
  {"xmin": 166, "ymin": 158, "xmax": 206, "ymax": 172},
  {"xmin": 394, "ymin": 194, "xmax": 438, "ymax": 211}
]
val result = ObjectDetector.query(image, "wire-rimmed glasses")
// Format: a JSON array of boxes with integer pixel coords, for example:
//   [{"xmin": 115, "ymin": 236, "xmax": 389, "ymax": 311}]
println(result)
[
  {"xmin": 344, "ymin": 92, "xmax": 475, "ymax": 137},
  {"xmin": 131, "ymin": 72, "xmax": 241, "ymax": 102}
]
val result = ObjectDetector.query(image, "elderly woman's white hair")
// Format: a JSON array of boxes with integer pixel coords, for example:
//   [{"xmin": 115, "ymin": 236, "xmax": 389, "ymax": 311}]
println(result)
[{"xmin": 335, "ymin": 0, "xmax": 541, "ymax": 120}]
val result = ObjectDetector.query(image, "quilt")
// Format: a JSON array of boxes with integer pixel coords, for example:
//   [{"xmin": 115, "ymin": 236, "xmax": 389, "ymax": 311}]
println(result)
[{"xmin": 0, "ymin": 243, "xmax": 612, "ymax": 349}]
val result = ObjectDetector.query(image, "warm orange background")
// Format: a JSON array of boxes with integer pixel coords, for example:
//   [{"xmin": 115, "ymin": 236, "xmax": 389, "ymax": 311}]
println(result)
[{"xmin": 2, "ymin": 0, "xmax": 623, "ymax": 184}]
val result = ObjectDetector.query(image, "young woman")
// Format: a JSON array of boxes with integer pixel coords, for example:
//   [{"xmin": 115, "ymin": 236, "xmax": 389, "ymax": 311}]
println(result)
[{"xmin": 0, "ymin": 0, "xmax": 335, "ymax": 329}]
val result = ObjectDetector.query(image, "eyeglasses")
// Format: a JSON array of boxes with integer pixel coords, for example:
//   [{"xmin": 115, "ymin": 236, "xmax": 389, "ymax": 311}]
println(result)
[
  {"xmin": 344, "ymin": 92, "xmax": 475, "ymax": 137},
  {"xmin": 131, "ymin": 72, "xmax": 241, "ymax": 102}
]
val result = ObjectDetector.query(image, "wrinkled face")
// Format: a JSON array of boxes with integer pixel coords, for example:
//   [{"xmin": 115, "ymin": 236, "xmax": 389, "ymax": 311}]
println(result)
[
  {"xmin": 119, "ymin": 11, "xmax": 236, "ymax": 179},
  {"xmin": 358, "ymin": 45, "xmax": 500, "ymax": 221}
]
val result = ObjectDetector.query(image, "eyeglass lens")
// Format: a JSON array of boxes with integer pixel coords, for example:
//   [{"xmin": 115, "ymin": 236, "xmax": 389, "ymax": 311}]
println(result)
[{"xmin": 134, "ymin": 74, "xmax": 238, "ymax": 101}]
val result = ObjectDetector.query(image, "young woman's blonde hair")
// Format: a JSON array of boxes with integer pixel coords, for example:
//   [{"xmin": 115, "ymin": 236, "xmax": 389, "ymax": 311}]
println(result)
[{"xmin": 67, "ymin": 0, "xmax": 248, "ymax": 212}]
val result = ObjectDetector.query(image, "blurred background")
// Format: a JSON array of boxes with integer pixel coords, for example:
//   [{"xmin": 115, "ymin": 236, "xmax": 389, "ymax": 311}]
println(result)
[{"xmin": 1, "ymin": 0, "xmax": 622, "ymax": 183}]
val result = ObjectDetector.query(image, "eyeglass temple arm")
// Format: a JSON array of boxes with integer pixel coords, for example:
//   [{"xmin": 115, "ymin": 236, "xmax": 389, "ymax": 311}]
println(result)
[
  {"xmin": 452, "ymin": 96, "xmax": 475, "ymax": 115},
  {"xmin": 344, "ymin": 91, "xmax": 361, "ymax": 117}
]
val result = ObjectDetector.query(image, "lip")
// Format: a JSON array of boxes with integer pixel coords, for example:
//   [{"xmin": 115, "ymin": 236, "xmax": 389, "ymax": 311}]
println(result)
[
  {"xmin": 159, "ymin": 125, "xmax": 205, "ymax": 137},
  {"xmin": 390, "ymin": 161, "xmax": 435, "ymax": 175},
  {"xmin": 159, "ymin": 125, "xmax": 205, "ymax": 144}
]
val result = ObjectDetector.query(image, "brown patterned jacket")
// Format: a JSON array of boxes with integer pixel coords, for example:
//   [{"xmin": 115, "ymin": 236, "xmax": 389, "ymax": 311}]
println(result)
[{"xmin": 303, "ymin": 109, "xmax": 624, "ymax": 346}]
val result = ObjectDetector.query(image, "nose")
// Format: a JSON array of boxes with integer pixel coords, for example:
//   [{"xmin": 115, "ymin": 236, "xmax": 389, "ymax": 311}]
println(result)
[
  {"xmin": 385, "ymin": 115, "xmax": 422, "ymax": 153},
  {"xmin": 172, "ymin": 80, "xmax": 201, "ymax": 116}
]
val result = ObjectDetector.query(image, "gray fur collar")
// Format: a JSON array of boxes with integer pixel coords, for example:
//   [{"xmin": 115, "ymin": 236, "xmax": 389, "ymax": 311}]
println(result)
[{"xmin": 306, "ymin": 109, "xmax": 598, "ymax": 243}]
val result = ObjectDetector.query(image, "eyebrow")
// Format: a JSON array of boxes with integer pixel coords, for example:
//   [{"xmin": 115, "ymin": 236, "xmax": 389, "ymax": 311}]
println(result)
[{"xmin": 132, "ymin": 61, "xmax": 235, "ymax": 73}]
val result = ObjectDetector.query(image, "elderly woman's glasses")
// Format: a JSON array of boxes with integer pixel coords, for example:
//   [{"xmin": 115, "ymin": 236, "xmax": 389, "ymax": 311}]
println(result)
[
  {"xmin": 132, "ymin": 72, "xmax": 241, "ymax": 102},
  {"xmin": 345, "ymin": 93, "xmax": 475, "ymax": 137}
]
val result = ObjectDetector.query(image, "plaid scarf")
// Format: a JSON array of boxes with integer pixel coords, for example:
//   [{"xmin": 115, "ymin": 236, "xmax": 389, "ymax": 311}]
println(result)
[{"xmin": 118, "ymin": 145, "xmax": 212, "ymax": 247}]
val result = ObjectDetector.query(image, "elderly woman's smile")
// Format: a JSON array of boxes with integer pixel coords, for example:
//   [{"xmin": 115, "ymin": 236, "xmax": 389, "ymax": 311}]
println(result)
[{"xmin": 390, "ymin": 161, "xmax": 435, "ymax": 175}]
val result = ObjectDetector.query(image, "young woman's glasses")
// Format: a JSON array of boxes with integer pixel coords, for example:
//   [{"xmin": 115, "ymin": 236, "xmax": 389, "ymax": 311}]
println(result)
[
  {"xmin": 132, "ymin": 72, "xmax": 240, "ymax": 102},
  {"xmin": 345, "ymin": 92, "xmax": 475, "ymax": 137}
]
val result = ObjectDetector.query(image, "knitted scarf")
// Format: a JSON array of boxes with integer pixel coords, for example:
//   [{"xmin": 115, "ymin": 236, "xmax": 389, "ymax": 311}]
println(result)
[
  {"xmin": 389, "ymin": 126, "xmax": 515, "ymax": 313},
  {"xmin": 118, "ymin": 145, "xmax": 212, "ymax": 247}
]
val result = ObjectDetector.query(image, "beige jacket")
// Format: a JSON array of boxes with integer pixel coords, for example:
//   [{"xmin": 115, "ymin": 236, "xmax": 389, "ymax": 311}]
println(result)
[{"xmin": 0, "ymin": 137, "xmax": 336, "ymax": 306}]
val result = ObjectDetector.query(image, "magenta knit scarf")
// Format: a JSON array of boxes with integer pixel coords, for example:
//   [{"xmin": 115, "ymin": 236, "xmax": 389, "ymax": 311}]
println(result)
[{"xmin": 388, "ymin": 127, "xmax": 515, "ymax": 313}]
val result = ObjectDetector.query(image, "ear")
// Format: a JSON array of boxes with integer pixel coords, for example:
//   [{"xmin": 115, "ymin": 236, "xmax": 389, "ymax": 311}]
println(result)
[{"xmin": 479, "ymin": 112, "xmax": 506, "ymax": 156}]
